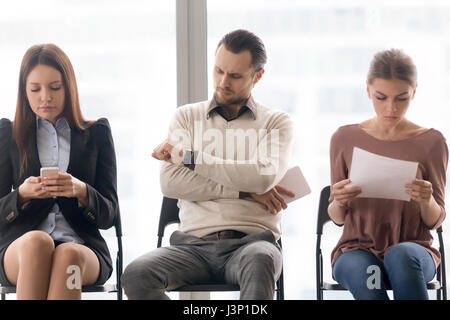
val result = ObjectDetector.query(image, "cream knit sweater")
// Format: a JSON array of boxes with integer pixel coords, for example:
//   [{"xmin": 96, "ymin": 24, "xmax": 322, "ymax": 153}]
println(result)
[{"xmin": 160, "ymin": 99, "xmax": 294, "ymax": 239}]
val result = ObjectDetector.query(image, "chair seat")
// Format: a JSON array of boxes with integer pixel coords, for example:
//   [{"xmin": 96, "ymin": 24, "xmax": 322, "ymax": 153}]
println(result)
[
  {"xmin": 322, "ymin": 281, "xmax": 346, "ymax": 290},
  {"xmin": 82, "ymin": 284, "xmax": 118, "ymax": 293},
  {"xmin": 173, "ymin": 280, "xmax": 283, "ymax": 293},
  {"xmin": 0, "ymin": 286, "xmax": 16, "ymax": 294},
  {"xmin": 0, "ymin": 284, "xmax": 118, "ymax": 294},
  {"xmin": 173, "ymin": 284, "xmax": 240, "ymax": 292},
  {"xmin": 426, "ymin": 281, "xmax": 442, "ymax": 290},
  {"xmin": 322, "ymin": 280, "xmax": 442, "ymax": 291}
]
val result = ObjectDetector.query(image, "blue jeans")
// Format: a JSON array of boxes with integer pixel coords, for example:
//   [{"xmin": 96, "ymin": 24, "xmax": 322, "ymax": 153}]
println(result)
[{"xmin": 332, "ymin": 242, "xmax": 436, "ymax": 300}]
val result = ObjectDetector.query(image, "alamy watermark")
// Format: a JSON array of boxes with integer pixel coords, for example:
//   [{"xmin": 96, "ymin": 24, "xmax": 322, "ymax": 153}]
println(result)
[
  {"xmin": 169, "ymin": 120, "xmax": 281, "ymax": 176},
  {"xmin": 66, "ymin": 265, "xmax": 81, "ymax": 290},
  {"xmin": 366, "ymin": 265, "xmax": 381, "ymax": 290}
]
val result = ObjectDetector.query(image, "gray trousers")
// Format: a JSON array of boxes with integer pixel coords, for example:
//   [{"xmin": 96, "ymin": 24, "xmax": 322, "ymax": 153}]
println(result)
[{"xmin": 121, "ymin": 230, "xmax": 282, "ymax": 300}]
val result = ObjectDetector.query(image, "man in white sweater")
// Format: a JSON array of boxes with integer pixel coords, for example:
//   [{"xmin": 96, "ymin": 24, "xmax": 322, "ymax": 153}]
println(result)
[{"xmin": 122, "ymin": 29, "xmax": 295, "ymax": 300}]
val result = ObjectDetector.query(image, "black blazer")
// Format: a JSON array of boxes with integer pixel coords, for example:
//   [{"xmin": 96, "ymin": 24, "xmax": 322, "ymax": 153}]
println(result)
[{"xmin": 0, "ymin": 117, "xmax": 119, "ymax": 275}]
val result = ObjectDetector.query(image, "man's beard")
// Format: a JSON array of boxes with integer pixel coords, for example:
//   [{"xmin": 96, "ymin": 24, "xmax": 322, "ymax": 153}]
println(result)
[{"xmin": 214, "ymin": 90, "xmax": 248, "ymax": 107}]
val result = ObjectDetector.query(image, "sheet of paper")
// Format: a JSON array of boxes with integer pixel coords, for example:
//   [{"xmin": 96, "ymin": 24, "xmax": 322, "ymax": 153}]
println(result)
[
  {"xmin": 278, "ymin": 166, "xmax": 311, "ymax": 203},
  {"xmin": 348, "ymin": 147, "xmax": 418, "ymax": 201}
]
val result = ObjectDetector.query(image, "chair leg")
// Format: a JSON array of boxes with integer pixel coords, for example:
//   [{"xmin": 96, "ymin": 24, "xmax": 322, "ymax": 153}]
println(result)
[
  {"xmin": 318, "ymin": 289, "xmax": 323, "ymax": 300},
  {"xmin": 1, "ymin": 293, "xmax": 5, "ymax": 300},
  {"xmin": 276, "ymin": 268, "xmax": 284, "ymax": 300}
]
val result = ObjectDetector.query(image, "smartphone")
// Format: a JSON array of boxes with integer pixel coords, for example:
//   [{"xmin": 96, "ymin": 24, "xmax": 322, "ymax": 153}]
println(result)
[{"xmin": 40, "ymin": 167, "xmax": 59, "ymax": 178}]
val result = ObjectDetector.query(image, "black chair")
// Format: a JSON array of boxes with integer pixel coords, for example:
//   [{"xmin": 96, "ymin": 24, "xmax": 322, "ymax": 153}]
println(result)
[
  {"xmin": 0, "ymin": 214, "xmax": 123, "ymax": 300},
  {"xmin": 316, "ymin": 185, "xmax": 447, "ymax": 300},
  {"xmin": 158, "ymin": 196, "xmax": 284, "ymax": 300}
]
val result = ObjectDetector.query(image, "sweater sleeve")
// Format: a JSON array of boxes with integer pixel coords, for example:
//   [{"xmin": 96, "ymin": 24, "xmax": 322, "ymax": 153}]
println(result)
[
  {"xmin": 424, "ymin": 133, "xmax": 448, "ymax": 230},
  {"xmin": 328, "ymin": 127, "xmax": 349, "ymax": 226},
  {"xmin": 160, "ymin": 162, "xmax": 239, "ymax": 201},
  {"xmin": 160, "ymin": 108, "xmax": 240, "ymax": 201},
  {"xmin": 192, "ymin": 112, "xmax": 295, "ymax": 194},
  {"xmin": 329, "ymin": 127, "xmax": 349, "ymax": 200}
]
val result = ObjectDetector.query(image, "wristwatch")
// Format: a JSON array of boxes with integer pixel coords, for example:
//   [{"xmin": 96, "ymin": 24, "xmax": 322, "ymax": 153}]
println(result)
[{"xmin": 183, "ymin": 150, "xmax": 197, "ymax": 170}]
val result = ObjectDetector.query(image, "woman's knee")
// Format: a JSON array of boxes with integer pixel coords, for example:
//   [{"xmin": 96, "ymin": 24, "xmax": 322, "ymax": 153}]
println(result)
[
  {"xmin": 53, "ymin": 244, "xmax": 86, "ymax": 268},
  {"xmin": 333, "ymin": 250, "xmax": 389, "ymax": 299},
  {"xmin": 384, "ymin": 242, "xmax": 435, "ymax": 283},
  {"xmin": 50, "ymin": 244, "xmax": 100, "ymax": 286},
  {"xmin": 18, "ymin": 231, "xmax": 55, "ymax": 259},
  {"xmin": 333, "ymin": 250, "xmax": 383, "ymax": 285},
  {"xmin": 384, "ymin": 242, "xmax": 422, "ymax": 269}
]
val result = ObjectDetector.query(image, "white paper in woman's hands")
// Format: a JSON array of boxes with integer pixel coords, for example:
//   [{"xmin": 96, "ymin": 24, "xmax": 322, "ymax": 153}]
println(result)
[
  {"xmin": 278, "ymin": 166, "xmax": 311, "ymax": 203},
  {"xmin": 348, "ymin": 147, "xmax": 418, "ymax": 201}
]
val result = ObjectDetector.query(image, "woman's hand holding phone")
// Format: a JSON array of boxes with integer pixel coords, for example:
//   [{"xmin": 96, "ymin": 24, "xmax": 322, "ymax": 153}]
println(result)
[
  {"xmin": 17, "ymin": 169, "xmax": 88, "ymax": 207},
  {"xmin": 17, "ymin": 176, "xmax": 50, "ymax": 206},
  {"xmin": 41, "ymin": 172, "xmax": 88, "ymax": 206}
]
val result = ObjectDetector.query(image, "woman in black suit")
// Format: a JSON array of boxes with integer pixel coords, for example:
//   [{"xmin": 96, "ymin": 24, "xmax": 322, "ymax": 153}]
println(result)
[{"xmin": 0, "ymin": 44, "xmax": 119, "ymax": 299}]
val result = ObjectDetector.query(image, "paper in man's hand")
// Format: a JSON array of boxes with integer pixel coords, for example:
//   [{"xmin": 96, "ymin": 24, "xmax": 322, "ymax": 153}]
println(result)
[{"xmin": 278, "ymin": 166, "xmax": 311, "ymax": 203}]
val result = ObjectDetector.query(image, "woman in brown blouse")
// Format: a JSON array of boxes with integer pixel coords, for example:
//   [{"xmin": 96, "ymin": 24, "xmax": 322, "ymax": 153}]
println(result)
[{"xmin": 328, "ymin": 49, "xmax": 448, "ymax": 300}]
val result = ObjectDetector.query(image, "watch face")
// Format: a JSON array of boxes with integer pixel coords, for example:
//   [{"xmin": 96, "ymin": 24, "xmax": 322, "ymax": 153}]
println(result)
[{"xmin": 183, "ymin": 150, "xmax": 192, "ymax": 165}]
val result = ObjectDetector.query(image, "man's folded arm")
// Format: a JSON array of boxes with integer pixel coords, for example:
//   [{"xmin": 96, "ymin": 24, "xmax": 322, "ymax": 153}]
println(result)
[
  {"xmin": 192, "ymin": 115, "xmax": 294, "ymax": 194},
  {"xmin": 160, "ymin": 161, "xmax": 239, "ymax": 201}
]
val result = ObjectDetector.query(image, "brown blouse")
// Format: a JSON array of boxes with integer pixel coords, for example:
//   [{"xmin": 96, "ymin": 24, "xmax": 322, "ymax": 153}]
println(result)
[{"xmin": 330, "ymin": 124, "xmax": 448, "ymax": 268}]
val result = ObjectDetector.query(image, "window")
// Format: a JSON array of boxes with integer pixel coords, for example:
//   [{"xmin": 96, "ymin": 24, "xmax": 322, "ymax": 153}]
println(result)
[
  {"xmin": 208, "ymin": 0, "xmax": 450, "ymax": 299},
  {"xmin": 0, "ymin": 0, "xmax": 176, "ymax": 299},
  {"xmin": 2, "ymin": 0, "xmax": 449, "ymax": 301}
]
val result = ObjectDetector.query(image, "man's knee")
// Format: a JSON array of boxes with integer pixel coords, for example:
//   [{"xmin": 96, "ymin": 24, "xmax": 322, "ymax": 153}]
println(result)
[
  {"xmin": 240, "ymin": 242, "xmax": 282, "ymax": 278},
  {"xmin": 122, "ymin": 252, "xmax": 167, "ymax": 294},
  {"xmin": 122, "ymin": 258, "xmax": 149, "ymax": 289}
]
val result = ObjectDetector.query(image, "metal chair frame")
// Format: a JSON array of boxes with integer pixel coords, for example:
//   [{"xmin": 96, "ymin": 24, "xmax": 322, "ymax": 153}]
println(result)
[
  {"xmin": 316, "ymin": 185, "xmax": 447, "ymax": 300},
  {"xmin": 158, "ymin": 196, "xmax": 284, "ymax": 300},
  {"xmin": 0, "ymin": 215, "xmax": 123, "ymax": 300}
]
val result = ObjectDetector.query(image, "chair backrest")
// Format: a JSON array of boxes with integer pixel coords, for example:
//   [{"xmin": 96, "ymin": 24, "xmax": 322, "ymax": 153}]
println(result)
[
  {"xmin": 113, "ymin": 209, "xmax": 123, "ymax": 300},
  {"xmin": 436, "ymin": 226, "xmax": 447, "ymax": 299},
  {"xmin": 114, "ymin": 209, "xmax": 123, "ymax": 237},
  {"xmin": 157, "ymin": 197, "xmax": 180, "ymax": 247},
  {"xmin": 316, "ymin": 186, "xmax": 331, "ymax": 236}
]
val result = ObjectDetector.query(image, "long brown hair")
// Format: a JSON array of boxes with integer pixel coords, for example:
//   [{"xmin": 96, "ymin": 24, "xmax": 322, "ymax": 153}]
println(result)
[{"xmin": 13, "ymin": 44, "xmax": 93, "ymax": 175}]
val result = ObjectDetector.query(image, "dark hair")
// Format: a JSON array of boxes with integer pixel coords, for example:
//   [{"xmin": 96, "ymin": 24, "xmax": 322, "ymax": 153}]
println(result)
[
  {"xmin": 216, "ymin": 29, "xmax": 267, "ymax": 71},
  {"xmin": 367, "ymin": 48, "xmax": 417, "ymax": 87},
  {"xmin": 13, "ymin": 43, "xmax": 93, "ymax": 175}
]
